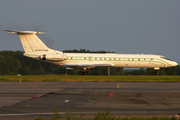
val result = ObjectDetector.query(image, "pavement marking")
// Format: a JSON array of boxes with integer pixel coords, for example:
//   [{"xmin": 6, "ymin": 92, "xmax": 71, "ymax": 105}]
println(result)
[
  {"xmin": 108, "ymin": 92, "xmax": 113, "ymax": 97},
  {"xmin": 64, "ymin": 100, "xmax": 70, "ymax": 102},
  {"xmin": 31, "ymin": 94, "xmax": 47, "ymax": 99}
]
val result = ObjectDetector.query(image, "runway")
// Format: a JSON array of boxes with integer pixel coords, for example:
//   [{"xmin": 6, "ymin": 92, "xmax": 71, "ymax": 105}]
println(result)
[{"xmin": 0, "ymin": 82, "xmax": 180, "ymax": 120}]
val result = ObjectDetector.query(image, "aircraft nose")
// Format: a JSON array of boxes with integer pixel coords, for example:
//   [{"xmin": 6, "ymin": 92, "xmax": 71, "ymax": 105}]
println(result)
[{"xmin": 173, "ymin": 61, "xmax": 178, "ymax": 66}]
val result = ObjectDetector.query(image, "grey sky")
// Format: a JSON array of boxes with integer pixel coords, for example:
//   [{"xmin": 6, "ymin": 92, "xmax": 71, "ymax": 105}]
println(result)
[{"xmin": 0, "ymin": 0, "xmax": 180, "ymax": 63}]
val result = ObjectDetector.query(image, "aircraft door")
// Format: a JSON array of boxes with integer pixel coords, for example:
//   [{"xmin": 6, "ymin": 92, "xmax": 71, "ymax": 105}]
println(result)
[{"xmin": 149, "ymin": 58, "xmax": 154, "ymax": 64}]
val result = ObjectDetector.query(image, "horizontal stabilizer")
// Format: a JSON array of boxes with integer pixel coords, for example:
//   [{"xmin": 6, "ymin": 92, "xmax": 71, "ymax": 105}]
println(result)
[{"xmin": 4, "ymin": 30, "xmax": 46, "ymax": 35}]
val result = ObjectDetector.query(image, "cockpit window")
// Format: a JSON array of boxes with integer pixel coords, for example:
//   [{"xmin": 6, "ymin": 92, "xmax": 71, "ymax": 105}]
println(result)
[{"xmin": 160, "ymin": 56, "xmax": 173, "ymax": 61}]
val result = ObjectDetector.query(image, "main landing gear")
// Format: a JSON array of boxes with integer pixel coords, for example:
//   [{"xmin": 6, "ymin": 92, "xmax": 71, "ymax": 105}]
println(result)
[
  {"xmin": 79, "ymin": 68, "xmax": 91, "ymax": 75},
  {"xmin": 79, "ymin": 71, "xmax": 88, "ymax": 75}
]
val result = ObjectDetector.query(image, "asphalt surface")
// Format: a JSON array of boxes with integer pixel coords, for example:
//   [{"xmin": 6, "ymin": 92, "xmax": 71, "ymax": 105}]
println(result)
[{"xmin": 0, "ymin": 82, "xmax": 180, "ymax": 120}]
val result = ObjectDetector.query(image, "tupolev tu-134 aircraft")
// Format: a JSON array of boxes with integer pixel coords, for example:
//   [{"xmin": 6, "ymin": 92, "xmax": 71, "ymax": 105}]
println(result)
[{"xmin": 5, "ymin": 30, "xmax": 178, "ymax": 75}]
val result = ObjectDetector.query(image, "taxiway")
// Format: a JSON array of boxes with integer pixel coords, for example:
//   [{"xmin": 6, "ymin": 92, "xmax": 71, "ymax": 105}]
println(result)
[{"xmin": 0, "ymin": 82, "xmax": 179, "ymax": 120}]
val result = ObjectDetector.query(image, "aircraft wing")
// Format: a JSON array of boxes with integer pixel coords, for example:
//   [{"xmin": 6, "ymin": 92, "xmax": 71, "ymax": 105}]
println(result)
[{"xmin": 61, "ymin": 63, "xmax": 114, "ymax": 68}]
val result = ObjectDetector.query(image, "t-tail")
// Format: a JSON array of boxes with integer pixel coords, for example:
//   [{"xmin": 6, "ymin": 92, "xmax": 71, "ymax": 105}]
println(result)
[
  {"xmin": 5, "ymin": 30, "xmax": 65, "ymax": 61},
  {"xmin": 4, "ymin": 30, "xmax": 60, "ymax": 53}
]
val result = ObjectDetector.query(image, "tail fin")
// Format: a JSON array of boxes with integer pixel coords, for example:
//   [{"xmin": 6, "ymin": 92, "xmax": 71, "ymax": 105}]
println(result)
[{"xmin": 5, "ymin": 30, "xmax": 52, "ymax": 53}]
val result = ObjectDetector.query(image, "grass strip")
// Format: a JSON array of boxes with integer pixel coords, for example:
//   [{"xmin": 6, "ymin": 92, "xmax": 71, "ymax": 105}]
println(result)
[
  {"xmin": 0, "ymin": 75, "xmax": 180, "ymax": 82},
  {"xmin": 35, "ymin": 107, "xmax": 179, "ymax": 120}
]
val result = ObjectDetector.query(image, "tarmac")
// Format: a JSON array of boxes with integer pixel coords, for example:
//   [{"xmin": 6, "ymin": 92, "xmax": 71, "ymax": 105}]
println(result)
[{"xmin": 0, "ymin": 82, "xmax": 180, "ymax": 120}]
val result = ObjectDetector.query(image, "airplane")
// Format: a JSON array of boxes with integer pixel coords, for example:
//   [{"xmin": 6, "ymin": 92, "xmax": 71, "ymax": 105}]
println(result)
[{"xmin": 5, "ymin": 30, "xmax": 178, "ymax": 75}]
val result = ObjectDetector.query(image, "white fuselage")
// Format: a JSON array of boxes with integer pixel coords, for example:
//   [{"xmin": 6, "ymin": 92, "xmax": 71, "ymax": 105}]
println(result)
[{"xmin": 24, "ymin": 52, "xmax": 178, "ymax": 69}]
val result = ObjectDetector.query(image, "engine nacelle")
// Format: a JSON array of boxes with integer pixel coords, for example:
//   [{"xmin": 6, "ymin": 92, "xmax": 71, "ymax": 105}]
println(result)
[{"xmin": 39, "ymin": 54, "xmax": 66, "ymax": 61}]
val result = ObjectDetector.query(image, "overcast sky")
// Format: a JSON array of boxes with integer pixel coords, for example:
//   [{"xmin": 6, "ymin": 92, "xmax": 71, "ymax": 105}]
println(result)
[{"xmin": 0, "ymin": 0, "xmax": 180, "ymax": 63}]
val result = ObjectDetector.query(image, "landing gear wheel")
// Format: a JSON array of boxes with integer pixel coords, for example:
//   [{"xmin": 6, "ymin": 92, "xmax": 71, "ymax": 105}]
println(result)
[
  {"xmin": 84, "ymin": 72, "xmax": 88, "ymax": 75},
  {"xmin": 79, "ymin": 71, "xmax": 89, "ymax": 75},
  {"xmin": 79, "ymin": 71, "xmax": 84, "ymax": 75}
]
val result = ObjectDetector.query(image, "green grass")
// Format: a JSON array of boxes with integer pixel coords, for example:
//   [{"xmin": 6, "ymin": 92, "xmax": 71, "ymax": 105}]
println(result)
[
  {"xmin": 0, "ymin": 75, "xmax": 180, "ymax": 82},
  {"xmin": 35, "ymin": 107, "xmax": 179, "ymax": 120}
]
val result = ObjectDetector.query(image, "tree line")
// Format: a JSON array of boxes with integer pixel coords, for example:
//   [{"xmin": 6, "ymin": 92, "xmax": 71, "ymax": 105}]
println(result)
[{"xmin": 0, "ymin": 50, "xmax": 179, "ymax": 75}]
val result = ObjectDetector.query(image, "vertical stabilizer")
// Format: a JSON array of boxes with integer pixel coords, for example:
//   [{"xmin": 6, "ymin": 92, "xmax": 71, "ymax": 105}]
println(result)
[{"xmin": 18, "ymin": 34, "xmax": 49, "ymax": 53}]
